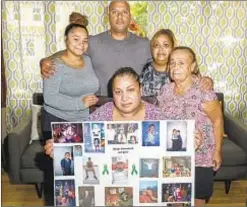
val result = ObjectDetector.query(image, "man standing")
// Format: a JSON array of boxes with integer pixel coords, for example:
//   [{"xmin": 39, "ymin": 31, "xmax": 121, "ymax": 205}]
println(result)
[
  {"xmin": 88, "ymin": 1, "xmax": 151, "ymax": 96},
  {"xmin": 176, "ymin": 130, "xmax": 183, "ymax": 151},
  {"xmin": 41, "ymin": 1, "xmax": 151, "ymax": 96},
  {"xmin": 60, "ymin": 152, "xmax": 72, "ymax": 175}
]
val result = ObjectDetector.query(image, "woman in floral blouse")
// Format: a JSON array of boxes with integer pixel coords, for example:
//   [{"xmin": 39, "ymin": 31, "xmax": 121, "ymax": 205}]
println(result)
[
  {"xmin": 157, "ymin": 46, "xmax": 223, "ymax": 206},
  {"xmin": 45, "ymin": 67, "xmax": 167, "ymax": 157}
]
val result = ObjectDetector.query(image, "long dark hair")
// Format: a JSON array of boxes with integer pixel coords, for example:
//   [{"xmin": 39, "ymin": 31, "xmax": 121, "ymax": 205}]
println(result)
[
  {"xmin": 64, "ymin": 23, "xmax": 88, "ymax": 36},
  {"xmin": 108, "ymin": 67, "xmax": 140, "ymax": 97}
]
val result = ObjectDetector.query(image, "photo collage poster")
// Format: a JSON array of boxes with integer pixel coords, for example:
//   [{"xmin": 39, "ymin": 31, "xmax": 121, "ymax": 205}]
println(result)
[{"xmin": 52, "ymin": 120, "xmax": 195, "ymax": 206}]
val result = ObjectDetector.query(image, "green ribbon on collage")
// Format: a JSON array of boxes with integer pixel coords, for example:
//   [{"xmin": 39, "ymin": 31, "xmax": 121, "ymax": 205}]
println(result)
[
  {"xmin": 131, "ymin": 164, "xmax": 138, "ymax": 175},
  {"xmin": 102, "ymin": 164, "xmax": 109, "ymax": 175}
]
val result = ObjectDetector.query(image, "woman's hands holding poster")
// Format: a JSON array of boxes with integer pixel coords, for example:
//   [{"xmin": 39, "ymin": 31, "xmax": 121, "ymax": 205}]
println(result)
[{"xmin": 44, "ymin": 139, "xmax": 54, "ymax": 159}]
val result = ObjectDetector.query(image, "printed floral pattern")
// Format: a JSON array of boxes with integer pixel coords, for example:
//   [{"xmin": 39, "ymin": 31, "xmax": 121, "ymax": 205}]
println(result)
[{"xmin": 158, "ymin": 82, "xmax": 218, "ymax": 167}]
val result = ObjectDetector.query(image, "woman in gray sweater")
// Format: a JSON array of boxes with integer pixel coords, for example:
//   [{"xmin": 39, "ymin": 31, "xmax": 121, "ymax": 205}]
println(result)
[
  {"xmin": 42, "ymin": 19, "xmax": 99, "ymax": 141},
  {"xmin": 42, "ymin": 17, "xmax": 99, "ymax": 206}
]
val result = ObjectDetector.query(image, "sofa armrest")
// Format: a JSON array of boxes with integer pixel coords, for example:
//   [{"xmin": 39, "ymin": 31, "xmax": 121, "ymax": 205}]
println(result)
[
  {"xmin": 8, "ymin": 116, "xmax": 32, "ymax": 183},
  {"xmin": 224, "ymin": 112, "xmax": 247, "ymax": 154}
]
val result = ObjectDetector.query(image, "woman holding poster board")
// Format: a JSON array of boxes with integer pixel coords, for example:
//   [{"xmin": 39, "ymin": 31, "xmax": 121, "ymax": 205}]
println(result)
[
  {"xmin": 45, "ymin": 67, "xmax": 166, "ymax": 157},
  {"xmin": 157, "ymin": 46, "xmax": 223, "ymax": 206},
  {"xmin": 45, "ymin": 66, "xmax": 203, "ymax": 156},
  {"xmin": 88, "ymin": 67, "xmax": 164, "ymax": 121},
  {"xmin": 44, "ymin": 66, "xmax": 204, "ymax": 206}
]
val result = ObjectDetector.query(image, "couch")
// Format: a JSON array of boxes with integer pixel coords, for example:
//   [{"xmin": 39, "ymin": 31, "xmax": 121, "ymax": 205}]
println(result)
[
  {"xmin": 7, "ymin": 93, "xmax": 45, "ymax": 198},
  {"xmin": 214, "ymin": 112, "xmax": 247, "ymax": 193},
  {"xmin": 6, "ymin": 93, "xmax": 247, "ymax": 198}
]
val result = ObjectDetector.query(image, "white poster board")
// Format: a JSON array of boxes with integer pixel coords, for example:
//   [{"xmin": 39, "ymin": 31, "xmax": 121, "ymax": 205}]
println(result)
[{"xmin": 52, "ymin": 120, "xmax": 195, "ymax": 206}]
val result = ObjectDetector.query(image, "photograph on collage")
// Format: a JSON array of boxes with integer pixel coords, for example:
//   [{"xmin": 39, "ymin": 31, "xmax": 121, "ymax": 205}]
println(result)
[
  {"xmin": 142, "ymin": 121, "xmax": 160, "ymax": 146},
  {"xmin": 54, "ymin": 146, "xmax": 74, "ymax": 176},
  {"xmin": 162, "ymin": 156, "xmax": 191, "ymax": 178},
  {"xmin": 112, "ymin": 156, "xmax": 128, "ymax": 184},
  {"xmin": 162, "ymin": 183, "xmax": 192, "ymax": 202},
  {"xmin": 82, "ymin": 157, "xmax": 100, "ymax": 185},
  {"xmin": 55, "ymin": 179, "xmax": 76, "ymax": 206},
  {"xmin": 73, "ymin": 145, "xmax": 82, "ymax": 156},
  {"xmin": 139, "ymin": 181, "xmax": 158, "ymax": 203},
  {"xmin": 106, "ymin": 123, "xmax": 139, "ymax": 144},
  {"xmin": 78, "ymin": 186, "xmax": 95, "ymax": 207},
  {"xmin": 166, "ymin": 121, "xmax": 187, "ymax": 151},
  {"xmin": 52, "ymin": 122, "xmax": 83, "ymax": 143},
  {"xmin": 84, "ymin": 122, "xmax": 105, "ymax": 153},
  {"xmin": 140, "ymin": 158, "xmax": 159, "ymax": 178},
  {"xmin": 105, "ymin": 187, "xmax": 133, "ymax": 206}
]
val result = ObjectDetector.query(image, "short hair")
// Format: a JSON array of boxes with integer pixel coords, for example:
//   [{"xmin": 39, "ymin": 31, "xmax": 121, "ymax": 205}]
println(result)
[
  {"xmin": 111, "ymin": 67, "xmax": 140, "ymax": 89},
  {"xmin": 168, "ymin": 46, "xmax": 200, "ymax": 76},
  {"xmin": 177, "ymin": 130, "xmax": 180, "ymax": 133},
  {"xmin": 151, "ymin": 29, "xmax": 177, "ymax": 48},
  {"xmin": 109, "ymin": 1, "xmax": 130, "ymax": 13}
]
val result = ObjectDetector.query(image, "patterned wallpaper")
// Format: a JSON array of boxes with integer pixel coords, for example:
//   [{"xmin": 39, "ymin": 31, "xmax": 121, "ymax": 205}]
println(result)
[{"xmin": 2, "ymin": 1, "xmax": 247, "ymax": 132}]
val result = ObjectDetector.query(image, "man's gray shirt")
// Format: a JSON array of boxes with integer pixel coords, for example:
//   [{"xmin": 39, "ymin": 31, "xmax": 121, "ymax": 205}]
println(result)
[{"xmin": 88, "ymin": 31, "xmax": 152, "ymax": 96}]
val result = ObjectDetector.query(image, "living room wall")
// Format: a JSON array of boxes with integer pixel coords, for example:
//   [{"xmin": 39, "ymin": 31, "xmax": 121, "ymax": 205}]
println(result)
[{"xmin": 2, "ymin": 1, "xmax": 247, "ymax": 132}]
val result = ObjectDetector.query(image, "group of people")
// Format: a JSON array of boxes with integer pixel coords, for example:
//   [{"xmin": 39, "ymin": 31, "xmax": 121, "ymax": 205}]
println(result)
[
  {"xmin": 164, "ymin": 161, "xmax": 191, "ymax": 178},
  {"xmin": 42, "ymin": 1, "xmax": 223, "ymax": 206},
  {"xmin": 107, "ymin": 124, "xmax": 138, "ymax": 144}
]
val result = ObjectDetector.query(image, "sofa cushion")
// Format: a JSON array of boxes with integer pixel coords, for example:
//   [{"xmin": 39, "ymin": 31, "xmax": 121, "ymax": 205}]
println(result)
[
  {"xmin": 221, "ymin": 138, "xmax": 247, "ymax": 166},
  {"xmin": 21, "ymin": 140, "xmax": 44, "ymax": 169},
  {"xmin": 29, "ymin": 104, "xmax": 43, "ymax": 144}
]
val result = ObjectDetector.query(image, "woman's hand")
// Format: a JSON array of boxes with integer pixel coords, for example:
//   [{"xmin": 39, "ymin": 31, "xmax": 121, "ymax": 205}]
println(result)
[
  {"xmin": 212, "ymin": 150, "xmax": 222, "ymax": 171},
  {"xmin": 82, "ymin": 94, "xmax": 99, "ymax": 108},
  {"xmin": 194, "ymin": 130, "xmax": 203, "ymax": 150},
  {"xmin": 40, "ymin": 58, "xmax": 56, "ymax": 79},
  {"xmin": 44, "ymin": 139, "xmax": 54, "ymax": 159}
]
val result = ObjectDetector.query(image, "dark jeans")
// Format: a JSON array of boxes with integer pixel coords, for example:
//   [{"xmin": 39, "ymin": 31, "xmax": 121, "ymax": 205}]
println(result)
[{"xmin": 41, "ymin": 109, "xmax": 67, "ymax": 206}]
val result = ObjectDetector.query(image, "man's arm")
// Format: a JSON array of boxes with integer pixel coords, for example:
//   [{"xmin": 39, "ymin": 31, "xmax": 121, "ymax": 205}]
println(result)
[
  {"xmin": 192, "ymin": 74, "xmax": 214, "ymax": 91},
  {"xmin": 40, "ymin": 50, "xmax": 65, "ymax": 79},
  {"xmin": 200, "ymin": 76, "xmax": 214, "ymax": 91}
]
